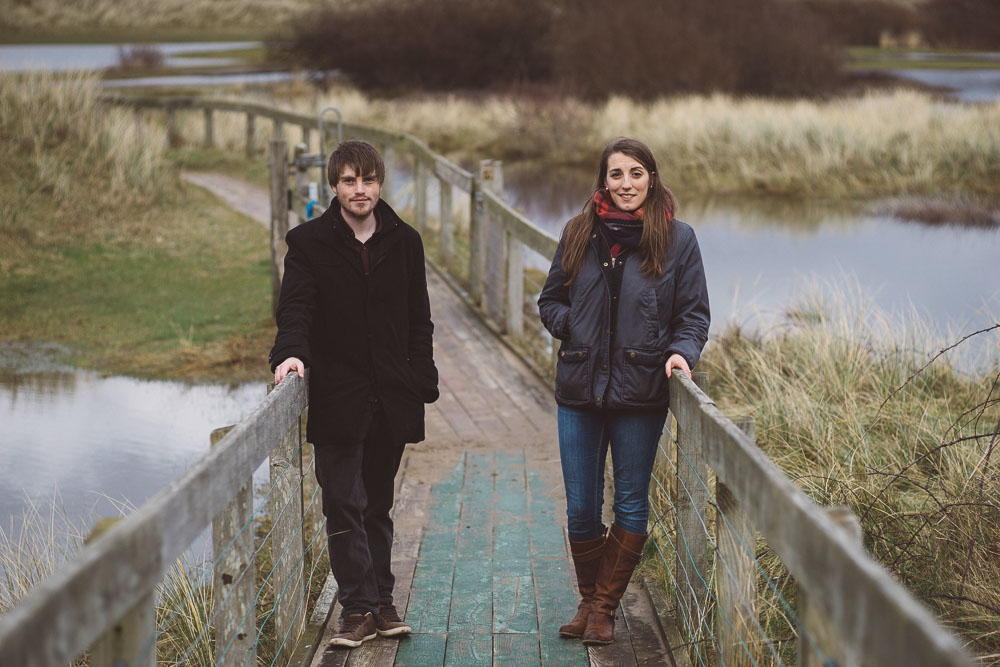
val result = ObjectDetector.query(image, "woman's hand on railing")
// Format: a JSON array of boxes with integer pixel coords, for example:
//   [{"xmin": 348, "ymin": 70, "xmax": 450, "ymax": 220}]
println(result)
[
  {"xmin": 274, "ymin": 357, "xmax": 305, "ymax": 384},
  {"xmin": 664, "ymin": 353, "xmax": 691, "ymax": 379}
]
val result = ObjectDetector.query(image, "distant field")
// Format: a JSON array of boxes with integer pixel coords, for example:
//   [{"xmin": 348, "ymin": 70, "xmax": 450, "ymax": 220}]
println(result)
[{"xmin": 0, "ymin": 0, "xmax": 332, "ymax": 41}]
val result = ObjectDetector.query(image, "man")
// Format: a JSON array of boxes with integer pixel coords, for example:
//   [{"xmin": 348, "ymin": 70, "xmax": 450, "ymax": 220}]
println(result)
[{"xmin": 269, "ymin": 140, "xmax": 439, "ymax": 648}]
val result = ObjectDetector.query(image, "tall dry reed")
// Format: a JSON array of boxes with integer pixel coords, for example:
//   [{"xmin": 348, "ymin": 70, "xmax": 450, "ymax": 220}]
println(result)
[
  {"xmin": 204, "ymin": 84, "xmax": 1000, "ymax": 197},
  {"xmin": 700, "ymin": 284, "xmax": 1000, "ymax": 658}
]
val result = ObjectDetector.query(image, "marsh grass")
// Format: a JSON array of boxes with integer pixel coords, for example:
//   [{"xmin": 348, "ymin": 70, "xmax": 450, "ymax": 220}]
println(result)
[
  {"xmin": 0, "ymin": 73, "xmax": 274, "ymax": 381},
  {"xmin": 668, "ymin": 286, "xmax": 1000, "ymax": 659},
  {"xmin": 184, "ymin": 83, "xmax": 1000, "ymax": 197}
]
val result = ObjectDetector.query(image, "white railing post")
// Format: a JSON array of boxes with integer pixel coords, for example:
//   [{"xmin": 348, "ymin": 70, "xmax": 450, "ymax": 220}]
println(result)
[
  {"xmin": 439, "ymin": 178, "xmax": 454, "ymax": 269},
  {"xmin": 506, "ymin": 232, "xmax": 524, "ymax": 337}
]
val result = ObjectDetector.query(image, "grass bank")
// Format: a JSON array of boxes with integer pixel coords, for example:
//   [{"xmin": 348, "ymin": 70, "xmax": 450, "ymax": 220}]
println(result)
[
  {"xmin": 0, "ymin": 73, "xmax": 274, "ymax": 382},
  {"xmin": 674, "ymin": 289, "xmax": 1000, "ymax": 659},
  {"xmin": 215, "ymin": 82, "xmax": 1000, "ymax": 198}
]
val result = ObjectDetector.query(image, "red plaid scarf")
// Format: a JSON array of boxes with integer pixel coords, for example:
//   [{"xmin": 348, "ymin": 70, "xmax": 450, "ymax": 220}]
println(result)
[{"xmin": 593, "ymin": 188, "xmax": 672, "ymax": 258}]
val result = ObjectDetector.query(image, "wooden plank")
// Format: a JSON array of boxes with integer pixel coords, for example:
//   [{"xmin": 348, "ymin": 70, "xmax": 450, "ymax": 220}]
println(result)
[
  {"xmin": 668, "ymin": 373, "xmax": 974, "ymax": 667},
  {"xmin": 641, "ymin": 577, "xmax": 690, "ymax": 667},
  {"xmin": 492, "ymin": 570, "xmax": 537, "ymax": 634},
  {"xmin": 0, "ymin": 376, "xmax": 308, "ymax": 667},
  {"xmin": 506, "ymin": 233, "xmax": 524, "ymax": 336},
  {"xmin": 621, "ymin": 581, "xmax": 672, "ymax": 666},
  {"xmin": 444, "ymin": 633, "xmax": 492, "ymax": 666},
  {"xmin": 530, "ymin": 557, "xmax": 589, "ymax": 667},
  {"xmin": 493, "ymin": 634, "xmax": 541, "ymax": 666},
  {"xmin": 588, "ymin": 608, "xmax": 638, "ymax": 667},
  {"xmin": 393, "ymin": 633, "xmax": 447, "ymax": 666},
  {"xmin": 449, "ymin": 558, "xmax": 493, "ymax": 632},
  {"xmin": 527, "ymin": 470, "xmax": 566, "ymax": 559},
  {"xmin": 346, "ymin": 635, "xmax": 397, "ymax": 667}
]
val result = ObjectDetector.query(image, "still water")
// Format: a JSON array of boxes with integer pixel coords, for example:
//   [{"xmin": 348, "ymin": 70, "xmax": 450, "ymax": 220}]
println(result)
[
  {"xmin": 0, "ymin": 42, "xmax": 257, "ymax": 71},
  {"xmin": 0, "ymin": 350, "xmax": 262, "ymax": 539},
  {"xmin": 499, "ymin": 164, "xmax": 1000, "ymax": 344}
]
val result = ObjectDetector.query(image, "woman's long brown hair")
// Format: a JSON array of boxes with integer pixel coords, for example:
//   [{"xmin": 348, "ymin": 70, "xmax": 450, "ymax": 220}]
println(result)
[{"xmin": 561, "ymin": 137, "xmax": 677, "ymax": 284}]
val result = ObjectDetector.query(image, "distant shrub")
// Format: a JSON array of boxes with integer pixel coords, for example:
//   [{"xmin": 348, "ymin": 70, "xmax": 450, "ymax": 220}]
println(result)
[
  {"xmin": 116, "ymin": 44, "xmax": 165, "ymax": 70},
  {"xmin": 280, "ymin": 0, "xmax": 552, "ymax": 92},
  {"xmin": 922, "ymin": 0, "xmax": 1000, "ymax": 49},
  {"xmin": 279, "ymin": 0, "xmax": 843, "ymax": 97},
  {"xmin": 801, "ymin": 0, "xmax": 920, "ymax": 46}
]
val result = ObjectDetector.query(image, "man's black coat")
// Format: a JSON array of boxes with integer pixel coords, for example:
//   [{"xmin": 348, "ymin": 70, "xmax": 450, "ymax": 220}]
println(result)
[{"xmin": 269, "ymin": 199, "xmax": 439, "ymax": 447}]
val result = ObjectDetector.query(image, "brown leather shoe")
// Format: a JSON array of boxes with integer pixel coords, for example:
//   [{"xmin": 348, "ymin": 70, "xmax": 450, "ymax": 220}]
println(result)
[
  {"xmin": 559, "ymin": 528, "xmax": 606, "ymax": 638},
  {"xmin": 330, "ymin": 612, "xmax": 377, "ymax": 648},
  {"xmin": 376, "ymin": 603, "xmax": 412, "ymax": 637},
  {"xmin": 581, "ymin": 524, "xmax": 647, "ymax": 645}
]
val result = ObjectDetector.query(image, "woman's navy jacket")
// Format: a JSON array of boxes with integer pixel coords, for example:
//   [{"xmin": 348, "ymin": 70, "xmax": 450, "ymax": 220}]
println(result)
[{"xmin": 538, "ymin": 220, "xmax": 710, "ymax": 410}]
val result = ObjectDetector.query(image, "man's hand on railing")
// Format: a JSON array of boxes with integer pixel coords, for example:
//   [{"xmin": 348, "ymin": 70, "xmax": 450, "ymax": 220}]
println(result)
[
  {"xmin": 274, "ymin": 357, "xmax": 305, "ymax": 385},
  {"xmin": 664, "ymin": 353, "xmax": 692, "ymax": 379}
]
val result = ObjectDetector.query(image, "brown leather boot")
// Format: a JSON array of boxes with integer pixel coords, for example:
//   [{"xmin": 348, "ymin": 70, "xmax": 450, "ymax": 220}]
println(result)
[
  {"xmin": 581, "ymin": 524, "xmax": 647, "ymax": 645},
  {"xmin": 559, "ymin": 528, "xmax": 607, "ymax": 638}
]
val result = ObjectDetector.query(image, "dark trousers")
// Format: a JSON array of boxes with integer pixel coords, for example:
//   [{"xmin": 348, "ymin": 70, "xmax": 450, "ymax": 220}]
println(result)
[{"xmin": 313, "ymin": 402, "xmax": 406, "ymax": 617}]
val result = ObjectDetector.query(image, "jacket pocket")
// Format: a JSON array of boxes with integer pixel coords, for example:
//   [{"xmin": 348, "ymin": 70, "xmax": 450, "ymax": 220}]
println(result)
[
  {"xmin": 622, "ymin": 347, "xmax": 668, "ymax": 405},
  {"xmin": 555, "ymin": 344, "xmax": 592, "ymax": 404}
]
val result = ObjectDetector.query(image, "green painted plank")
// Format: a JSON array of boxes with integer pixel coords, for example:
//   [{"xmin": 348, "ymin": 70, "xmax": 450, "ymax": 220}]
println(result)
[
  {"xmin": 406, "ymin": 559, "xmax": 455, "ymax": 633},
  {"xmin": 527, "ymin": 471, "xmax": 567, "ymax": 559},
  {"xmin": 495, "ymin": 453, "xmax": 527, "ymax": 520},
  {"xmin": 493, "ymin": 522, "xmax": 531, "ymax": 565},
  {"xmin": 394, "ymin": 632, "xmax": 446, "ymax": 666},
  {"xmin": 449, "ymin": 557, "xmax": 493, "ymax": 632},
  {"xmin": 444, "ymin": 632, "xmax": 492, "ymax": 667},
  {"xmin": 493, "ymin": 633, "xmax": 541, "ymax": 666},
  {"xmin": 531, "ymin": 557, "xmax": 589, "ymax": 666},
  {"xmin": 493, "ymin": 571, "xmax": 538, "ymax": 634},
  {"xmin": 458, "ymin": 451, "xmax": 494, "ymax": 559}
]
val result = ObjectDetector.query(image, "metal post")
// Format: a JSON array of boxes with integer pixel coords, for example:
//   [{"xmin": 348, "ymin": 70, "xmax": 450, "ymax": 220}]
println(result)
[
  {"xmin": 203, "ymin": 108, "xmax": 214, "ymax": 148},
  {"xmin": 246, "ymin": 114, "xmax": 256, "ymax": 157}
]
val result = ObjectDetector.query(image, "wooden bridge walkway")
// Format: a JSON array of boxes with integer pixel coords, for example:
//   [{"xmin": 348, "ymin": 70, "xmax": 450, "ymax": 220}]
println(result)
[{"xmin": 308, "ymin": 268, "xmax": 673, "ymax": 666}]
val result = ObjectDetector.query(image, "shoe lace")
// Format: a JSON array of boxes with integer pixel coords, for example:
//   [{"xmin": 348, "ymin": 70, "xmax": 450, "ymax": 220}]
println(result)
[
  {"xmin": 379, "ymin": 605, "xmax": 401, "ymax": 623},
  {"xmin": 340, "ymin": 614, "xmax": 366, "ymax": 632}
]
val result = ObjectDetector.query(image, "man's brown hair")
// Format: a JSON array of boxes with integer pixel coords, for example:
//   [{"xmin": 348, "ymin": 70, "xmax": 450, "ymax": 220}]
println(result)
[{"xmin": 327, "ymin": 140, "xmax": 385, "ymax": 186}]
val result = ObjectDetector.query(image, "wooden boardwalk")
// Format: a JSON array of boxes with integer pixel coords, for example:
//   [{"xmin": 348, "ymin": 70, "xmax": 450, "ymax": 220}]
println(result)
[{"xmin": 309, "ymin": 268, "xmax": 673, "ymax": 667}]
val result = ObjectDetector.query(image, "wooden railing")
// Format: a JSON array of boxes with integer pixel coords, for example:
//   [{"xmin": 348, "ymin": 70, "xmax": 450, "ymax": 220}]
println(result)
[
  {"xmin": 0, "ymin": 95, "xmax": 974, "ymax": 666},
  {"xmin": 0, "ymin": 375, "xmax": 313, "ymax": 666}
]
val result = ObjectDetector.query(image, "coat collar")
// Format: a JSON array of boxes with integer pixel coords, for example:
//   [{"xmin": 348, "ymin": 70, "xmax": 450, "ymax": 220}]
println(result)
[{"xmin": 315, "ymin": 198, "xmax": 405, "ymax": 273}]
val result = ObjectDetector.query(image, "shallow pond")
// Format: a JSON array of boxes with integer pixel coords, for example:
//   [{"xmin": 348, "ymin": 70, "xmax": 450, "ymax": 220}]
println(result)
[{"xmin": 0, "ymin": 347, "xmax": 263, "ymax": 541}]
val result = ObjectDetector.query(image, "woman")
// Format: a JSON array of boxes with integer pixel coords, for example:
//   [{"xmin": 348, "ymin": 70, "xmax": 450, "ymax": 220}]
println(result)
[{"xmin": 538, "ymin": 137, "xmax": 710, "ymax": 645}]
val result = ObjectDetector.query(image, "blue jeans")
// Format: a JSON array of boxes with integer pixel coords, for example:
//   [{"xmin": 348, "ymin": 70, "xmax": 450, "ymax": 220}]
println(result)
[{"xmin": 558, "ymin": 406, "xmax": 667, "ymax": 541}]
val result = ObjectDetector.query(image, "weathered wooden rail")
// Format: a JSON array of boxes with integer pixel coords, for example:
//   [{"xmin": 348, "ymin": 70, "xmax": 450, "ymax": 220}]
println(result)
[
  {"xmin": 0, "ymin": 375, "xmax": 313, "ymax": 666},
  {"xmin": 0, "ymin": 95, "xmax": 977, "ymax": 666}
]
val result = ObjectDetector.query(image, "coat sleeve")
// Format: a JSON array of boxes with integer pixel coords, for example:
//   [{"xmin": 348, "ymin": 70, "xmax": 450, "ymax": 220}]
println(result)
[
  {"xmin": 269, "ymin": 231, "xmax": 316, "ymax": 372},
  {"xmin": 407, "ymin": 233, "xmax": 439, "ymax": 403},
  {"xmin": 666, "ymin": 227, "xmax": 711, "ymax": 369},
  {"xmin": 537, "ymin": 237, "xmax": 572, "ymax": 341}
]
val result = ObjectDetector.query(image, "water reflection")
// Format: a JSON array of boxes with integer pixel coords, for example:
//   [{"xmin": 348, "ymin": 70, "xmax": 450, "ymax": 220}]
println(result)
[
  {"xmin": 499, "ymin": 163, "xmax": 1000, "ymax": 339},
  {"xmin": 0, "ymin": 359, "xmax": 262, "ymax": 540}
]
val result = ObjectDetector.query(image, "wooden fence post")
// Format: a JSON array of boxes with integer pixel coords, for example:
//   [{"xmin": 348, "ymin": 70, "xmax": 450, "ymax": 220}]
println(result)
[
  {"xmin": 203, "ymin": 108, "xmax": 214, "ymax": 149},
  {"xmin": 167, "ymin": 108, "xmax": 179, "ymax": 147},
  {"xmin": 479, "ymin": 160, "xmax": 505, "ymax": 325},
  {"xmin": 270, "ymin": 140, "xmax": 289, "ymax": 318},
  {"xmin": 301, "ymin": 124, "xmax": 312, "ymax": 150},
  {"xmin": 674, "ymin": 371, "xmax": 710, "ymax": 657},
  {"xmin": 274, "ymin": 119, "xmax": 284, "ymax": 141},
  {"xmin": 506, "ymin": 232, "xmax": 524, "ymax": 337},
  {"xmin": 382, "ymin": 144, "xmax": 395, "ymax": 206},
  {"xmin": 246, "ymin": 114, "xmax": 256, "ymax": 157},
  {"xmin": 267, "ymin": 385, "xmax": 307, "ymax": 665},
  {"xmin": 439, "ymin": 178, "xmax": 454, "ymax": 269},
  {"xmin": 715, "ymin": 416, "xmax": 758, "ymax": 667},
  {"xmin": 211, "ymin": 425, "xmax": 257, "ymax": 667},
  {"xmin": 798, "ymin": 507, "xmax": 864, "ymax": 667},
  {"xmin": 414, "ymin": 158, "xmax": 428, "ymax": 234},
  {"xmin": 86, "ymin": 518, "xmax": 155, "ymax": 667}
]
